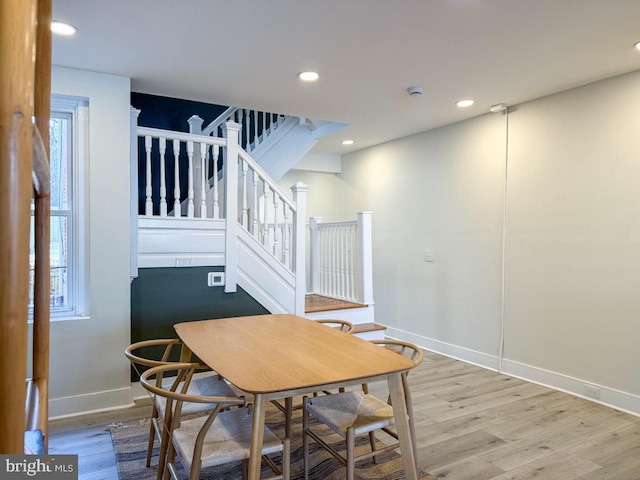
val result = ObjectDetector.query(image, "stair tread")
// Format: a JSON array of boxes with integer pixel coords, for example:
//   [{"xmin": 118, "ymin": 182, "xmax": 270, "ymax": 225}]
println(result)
[{"xmin": 352, "ymin": 322, "xmax": 387, "ymax": 333}]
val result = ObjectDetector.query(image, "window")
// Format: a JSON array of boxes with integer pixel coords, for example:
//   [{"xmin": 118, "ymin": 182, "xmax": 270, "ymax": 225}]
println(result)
[{"xmin": 29, "ymin": 96, "xmax": 89, "ymax": 319}]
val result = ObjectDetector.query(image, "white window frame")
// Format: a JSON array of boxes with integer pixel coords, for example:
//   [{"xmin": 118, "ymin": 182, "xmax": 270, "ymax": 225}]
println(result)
[{"xmin": 33, "ymin": 95, "xmax": 90, "ymax": 321}]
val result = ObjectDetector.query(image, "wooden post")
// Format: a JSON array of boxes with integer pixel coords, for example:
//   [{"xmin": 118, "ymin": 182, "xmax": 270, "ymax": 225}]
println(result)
[
  {"xmin": 31, "ymin": 0, "xmax": 52, "ymax": 450},
  {"xmin": 0, "ymin": 0, "xmax": 38, "ymax": 454},
  {"xmin": 291, "ymin": 182, "xmax": 308, "ymax": 315}
]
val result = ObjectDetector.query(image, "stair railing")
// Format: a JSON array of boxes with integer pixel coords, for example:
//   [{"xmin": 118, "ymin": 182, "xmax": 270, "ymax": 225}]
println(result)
[
  {"xmin": 308, "ymin": 212, "xmax": 373, "ymax": 305},
  {"xmin": 190, "ymin": 107, "xmax": 290, "ymax": 154},
  {"xmin": 134, "ymin": 121, "xmax": 306, "ymax": 312}
]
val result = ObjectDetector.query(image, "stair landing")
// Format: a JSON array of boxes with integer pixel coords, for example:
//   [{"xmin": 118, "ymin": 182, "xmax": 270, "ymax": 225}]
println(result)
[
  {"xmin": 305, "ymin": 294, "xmax": 384, "ymax": 339},
  {"xmin": 305, "ymin": 294, "xmax": 367, "ymax": 313}
]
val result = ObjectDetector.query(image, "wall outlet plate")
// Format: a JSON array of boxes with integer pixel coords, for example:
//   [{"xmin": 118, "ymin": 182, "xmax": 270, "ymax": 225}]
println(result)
[
  {"xmin": 424, "ymin": 250, "xmax": 434, "ymax": 262},
  {"xmin": 207, "ymin": 272, "xmax": 225, "ymax": 287}
]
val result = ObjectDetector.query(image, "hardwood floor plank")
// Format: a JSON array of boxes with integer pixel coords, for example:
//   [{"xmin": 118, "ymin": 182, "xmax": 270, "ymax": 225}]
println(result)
[
  {"xmin": 488, "ymin": 453, "xmax": 600, "ymax": 480},
  {"xmin": 429, "ymin": 455, "xmax": 505, "ymax": 480},
  {"xmin": 48, "ymin": 351, "xmax": 640, "ymax": 480}
]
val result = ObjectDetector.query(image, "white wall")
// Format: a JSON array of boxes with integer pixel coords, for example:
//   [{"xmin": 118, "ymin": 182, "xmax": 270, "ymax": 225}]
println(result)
[
  {"xmin": 501, "ymin": 70, "xmax": 640, "ymax": 413},
  {"xmin": 46, "ymin": 67, "xmax": 132, "ymax": 417},
  {"xmin": 327, "ymin": 69, "xmax": 640, "ymax": 415},
  {"xmin": 334, "ymin": 115, "xmax": 507, "ymax": 366}
]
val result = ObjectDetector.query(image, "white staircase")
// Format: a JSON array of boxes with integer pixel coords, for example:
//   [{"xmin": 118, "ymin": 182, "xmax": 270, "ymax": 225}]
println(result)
[{"xmin": 130, "ymin": 105, "xmax": 374, "ymax": 328}]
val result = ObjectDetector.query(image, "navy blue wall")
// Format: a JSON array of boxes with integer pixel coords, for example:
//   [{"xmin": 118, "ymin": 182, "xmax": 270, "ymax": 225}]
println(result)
[{"xmin": 131, "ymin": 92, "xmax": 228, "ymax": 215}]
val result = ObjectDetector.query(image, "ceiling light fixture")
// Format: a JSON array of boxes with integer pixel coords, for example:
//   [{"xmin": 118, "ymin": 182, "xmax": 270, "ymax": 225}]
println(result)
[
  {"xmin": 490, "ymin": 103, "xmax": 508, "ymax": 113},
  {"xmin": 634, "ymin": 41, "xmax": 640, "ymax": 51},
  {"xmin": 51, "ymin": 20, "xmax": 78, "ymax": 36},
  {"xmin": 342, "ymin": 140, "xmax": 354, "ymax": 145},
  {"xmin": 298, "ymin": 71, "xmax": 319, "ymax": 82},
  {"xmin": 456, "ymin": 99, "xmax": 474, "ymax": 108}
]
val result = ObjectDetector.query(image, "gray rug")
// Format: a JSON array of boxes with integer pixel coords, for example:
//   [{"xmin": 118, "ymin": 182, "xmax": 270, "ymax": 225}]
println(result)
[{"xmin": 109, "ymin": 403, "xmax": 434, "ymax": 480}]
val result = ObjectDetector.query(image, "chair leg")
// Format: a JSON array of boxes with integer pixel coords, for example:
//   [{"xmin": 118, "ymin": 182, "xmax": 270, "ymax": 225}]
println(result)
[
  {"xmin": 282, "ymin": 437, "xmax": 290, "ymax": 480},
  {"xmin": 368, "ymin": 431, "xmax": 378, "ymax": 464},
  {"xmin": 302, "ymin": 397, "xmax": 310, "ymax": 480},
  {"xmin": 146, "ymin": 414, "xmax": 156, "ymax": 467},
  {"xmin": 156, "ymin": 420, "xmax": 170, "ymax": 480},
  {"xmin": 346, "ymin": 427, "xmax": 355, "ymax": 480},
  {"xmin": 284, "ymin": 397, "xmax": 293, "ymax": 440},
  {"xmin": 241, "ymin": 459, "xmax": 248, "ymax": 480}
]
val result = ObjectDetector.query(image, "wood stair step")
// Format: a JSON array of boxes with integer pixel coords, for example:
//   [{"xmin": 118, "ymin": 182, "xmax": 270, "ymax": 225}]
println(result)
[{"xmin": 352, "ymin": 322, "xmax": 386, "ymax": 335}]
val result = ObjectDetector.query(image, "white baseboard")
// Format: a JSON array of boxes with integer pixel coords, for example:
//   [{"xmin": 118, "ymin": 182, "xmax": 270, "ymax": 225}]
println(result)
[
  {"xmin": 49, "ymin": 386, "xmax": 133, "ymax": 420},
  {"xmin": 501, "ymin": 359, "xmax": 640, "ymax": 417},
  {"xmin": 385, "ymin": 326, "xmax": 640, "ymax": 418},
  {"xmin": 384, "ymin": 326, "xmax": 500, "ymax": 371}
]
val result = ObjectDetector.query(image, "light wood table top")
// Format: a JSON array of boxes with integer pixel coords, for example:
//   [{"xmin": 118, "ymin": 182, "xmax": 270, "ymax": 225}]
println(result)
[
  {"xmin": 174, "ymin": 313, "xmax": 414, "ymax": 394},
  {"xmin": 174, "ymin": 314, "xmax": 418, "ymax": 480}
]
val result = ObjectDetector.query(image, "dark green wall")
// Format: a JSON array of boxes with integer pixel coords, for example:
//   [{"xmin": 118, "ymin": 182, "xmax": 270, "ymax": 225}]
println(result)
[
  {"xmin": 130, "ymin": 267, "xmax": 269, "ymax": 380},
  {"xmin": 131, "ymin": 266, "xmax": 268, "ymax": 341}
]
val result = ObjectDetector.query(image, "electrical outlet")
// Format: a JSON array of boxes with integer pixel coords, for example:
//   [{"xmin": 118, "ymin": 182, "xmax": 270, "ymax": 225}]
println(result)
[
  {"xmin": 207, "ymin": 272, "xmax": 225, "ymax": 287},
  {"xmin": 175, "ymin": 258, "xmax": 191, "ymax": 267},
  {"xmin": 584, "ymin": 384, "xmax": 601, "ymax": 399}
]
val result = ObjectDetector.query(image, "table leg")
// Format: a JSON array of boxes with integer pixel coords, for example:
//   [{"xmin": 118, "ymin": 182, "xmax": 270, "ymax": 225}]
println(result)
[
  {"xmin": 248, "ymin": 393, "xmax": 266, "ymax": 480},
  {"xmin": 388, "ymin": 373, "xmax": 418, "ymax": 480}
]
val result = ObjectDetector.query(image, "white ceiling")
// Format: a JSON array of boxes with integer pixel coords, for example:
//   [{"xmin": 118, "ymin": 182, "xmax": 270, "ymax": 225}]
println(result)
[{"xmin": 52, "ymin": 0, "xmax": 640, "ymax": 155}]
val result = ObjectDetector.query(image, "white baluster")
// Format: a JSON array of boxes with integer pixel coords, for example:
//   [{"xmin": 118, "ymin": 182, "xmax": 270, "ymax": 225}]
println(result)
[
  {"xmin": 262, "ymin": 111, "xmax": 266, "ymax": 144},
  {"xmin": 212, "ymin": 145, "xmax": 219, "ymax": 219},
  {"xmin": 244, "ymin": 109, "xmax": 250, "ymax": 150},
  {"xmin": 241, "ymin": 160, "xmax": 248, "ymax": 228},
  {"xmin": 159, "ymin": 137, "xmax": 167, "ymax": 217},
  {"xmin": 173, "ymin": 139, "xmax": 181, "ymax": 217},
  {"xmin": 283, "ymin": 205, "xmax": 290, "ymax": 268},
  {"xmin": 144, "ymin": 135, "xmax": 153, "ymax": 216},
  {"xmin": 252, "ymin": 172, "xmax": 259, "ymax": 237},
  {"xmin": 262, "ymin": 182, "xmax": 270, "ymax": 248},
  {"xmin": 186, "ymin": 141, "xmax": 194, "ymax": 218},
  {"xmin": 253, "ymin": 110, "xmax": 258, "ymax": 148},
  {"xmin": 272, "ymin": 189, "xmax": 279, "ymax": 257},
  {"xmin": 199, "ymin": 143, "xmax": 207, "ymax": 218}
]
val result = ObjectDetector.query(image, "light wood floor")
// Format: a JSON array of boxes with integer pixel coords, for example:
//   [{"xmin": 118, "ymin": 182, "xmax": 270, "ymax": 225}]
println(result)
[{"xmin": 49, "ymin": 351, "xmax": 640, "ymax": 480}]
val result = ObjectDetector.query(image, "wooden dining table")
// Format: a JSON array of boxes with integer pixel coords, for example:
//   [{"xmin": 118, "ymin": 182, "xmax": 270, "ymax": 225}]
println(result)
[{"xmin": 174, "ymin": 313, "xmax": 418, "ymax": 480}]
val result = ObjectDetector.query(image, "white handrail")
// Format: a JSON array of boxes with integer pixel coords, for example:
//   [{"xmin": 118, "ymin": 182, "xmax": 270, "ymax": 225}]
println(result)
[
  {"xmin": 138, "ymin": 126, "xmax": 227, "ymax": 147},
  {"xmin": 201, "ymin": 106, "xmax": 237, "ymax": 136}
]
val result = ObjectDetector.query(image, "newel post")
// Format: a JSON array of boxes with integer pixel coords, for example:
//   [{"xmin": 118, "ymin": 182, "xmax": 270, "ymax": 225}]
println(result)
[
  {"xmin": 223, "ymin": 121, "xmax": 241, "ymax": 293},
  {"xmin": 309, "ymin": 217, "xmax": 322, "ymax": 294},
  {"xmin": 357, "ymin": 211, "xmax": 374, "ymax": 305},
  {"xmin": 130, "ymin": 107, "xmax": 141, "ymax": 281},
  {"xmin": 292, "ymin": 182, "xmax": 308, "ymax": 315}
]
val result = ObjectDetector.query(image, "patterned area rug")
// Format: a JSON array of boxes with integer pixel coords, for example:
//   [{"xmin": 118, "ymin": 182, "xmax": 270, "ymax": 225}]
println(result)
[{"xmin": 109, "ymin": 403, "xmax": 435, "ymax": 480}]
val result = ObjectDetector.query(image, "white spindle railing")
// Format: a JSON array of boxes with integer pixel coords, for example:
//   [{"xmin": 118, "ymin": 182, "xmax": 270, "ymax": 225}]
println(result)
[
  {"xmin": 309, "ymin": 212, "xmax": 373, "ymax": 305},
  {"xmin": 237, "ymin": 148, "xmax": 298, "ymax": 271},
  {"xmin": 194, "ymin": 107, "xmax": 290, "ymax": 154},
  {"xmin": 136, "ymin": 122, "xmax": 305, "ymax": 281}
]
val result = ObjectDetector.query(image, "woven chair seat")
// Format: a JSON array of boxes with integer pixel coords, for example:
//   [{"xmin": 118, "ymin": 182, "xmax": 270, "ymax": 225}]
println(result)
[
  {"xmin": 173, "ymin": 407, "xmax": 284, "ymax": 470},
  {"xmin": 305, "ymin": 390, "xmax": 396, "ymax": 437},
  {"xmin": 156, "ymin": 373, "xmax": 236, "ymax": 417}
]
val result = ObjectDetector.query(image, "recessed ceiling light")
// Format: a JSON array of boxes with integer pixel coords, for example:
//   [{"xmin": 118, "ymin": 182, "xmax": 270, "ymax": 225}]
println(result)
[
  {"xmin": 342, "ymin": 140, "xmax": 354, "ymax": 145},
  {"xmin": 634, "ymin": 41, "xmax": 640, "ymax": 51},
  {"xmin": 298, "ymin": 71, "xmax": 319, "ymax": 82},
  {"xmin": 456, "ymin": 99, "xmax": 474, "ymax": 108},
  {"xmin": 51, "ymin": 21, "xmax": 78, "ymax": 36}
]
